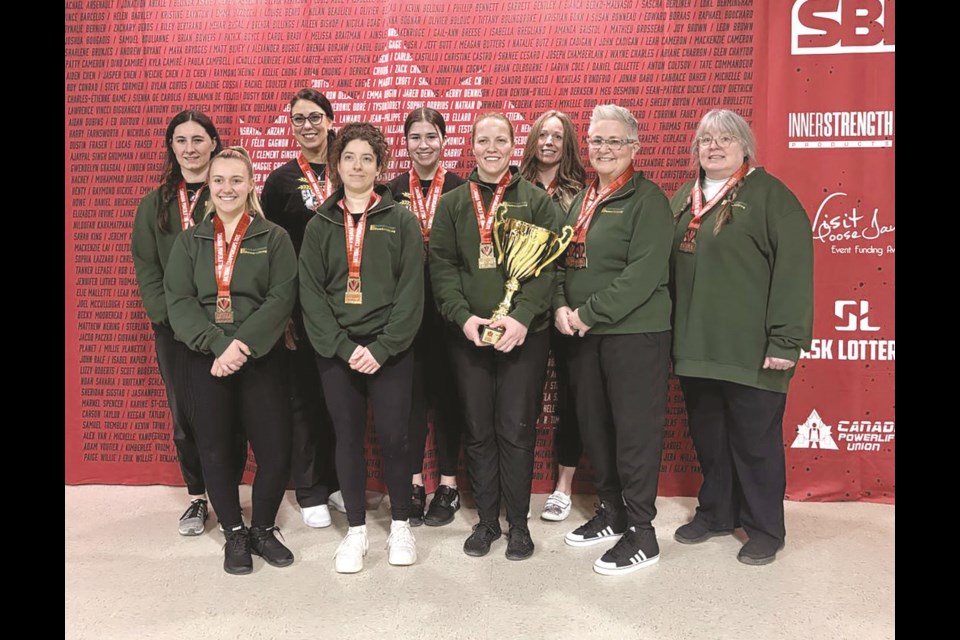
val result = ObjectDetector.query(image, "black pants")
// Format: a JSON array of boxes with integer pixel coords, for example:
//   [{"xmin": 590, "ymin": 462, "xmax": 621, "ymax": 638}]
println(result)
[
  {"xmin": 409, "ymin": 325, "xmax": 462, "ymax": 478},
  {"xmin": 315, "ymin": 347, "xmax": 414, "ymax": 526},
  {"xmin": 679, "ymin": 376, "xmax": 787, "ymax": 545},
  {"xmin": 567, "ymin": 331, "xmax": 671, "ymax": 530},
  {"xmin": 153, "ymin": 323, "xmax": 246, "ymax": 495},
  {"xmin": 179, "ymin": 345, "xmax": 291, "ymax": 529},
  {"xmin": 550, "ymin": 330, "xmax": 583, "ymax": 469},
  {"xmin": 448, "ymin": 329, "xmax": 550, "ymax": 527},
  {"xmin": 288, "ymin": 334, "xmax": 338, "ymax": 508}
]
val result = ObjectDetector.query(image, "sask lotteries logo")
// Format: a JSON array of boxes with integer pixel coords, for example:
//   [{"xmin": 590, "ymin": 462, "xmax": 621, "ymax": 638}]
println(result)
[
  {"xmin": 801, "ymin": 299, "xmax": 895, "ymax": 361},
  {"xmin": 791, "ymin": 0, "xmax": 895, "ymax": 55},
  {"xmin": 792, "ymin": 409, "xmax": 894, "ymax": 453}
]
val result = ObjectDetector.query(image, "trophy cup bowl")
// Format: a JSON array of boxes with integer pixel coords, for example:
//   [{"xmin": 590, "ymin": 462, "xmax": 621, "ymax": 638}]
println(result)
[{"xmin": 479, "ymin": 208, "xmax": 574, "ymax": 345}]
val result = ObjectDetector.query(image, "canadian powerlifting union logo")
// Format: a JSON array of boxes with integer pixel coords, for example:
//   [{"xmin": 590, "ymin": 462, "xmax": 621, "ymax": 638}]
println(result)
[{"xmin": 792, "ymin": 409, "xmax": 894, "ymax": 453}]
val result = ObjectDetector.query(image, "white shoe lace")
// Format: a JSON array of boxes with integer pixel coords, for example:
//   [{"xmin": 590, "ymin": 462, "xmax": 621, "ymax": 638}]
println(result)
[
  {"xmin": 336, "ymin": 527, "xmax": 367, "ymax": 558},
  {"xmin": 387, "ymin": 522, "xmax": 416, "ymax": 554}
]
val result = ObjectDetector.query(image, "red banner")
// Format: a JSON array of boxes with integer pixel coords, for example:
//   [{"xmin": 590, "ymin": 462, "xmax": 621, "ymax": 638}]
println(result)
[{"xmin": 65, "ymin": 0, "xmax": 894, "ymax": 503}]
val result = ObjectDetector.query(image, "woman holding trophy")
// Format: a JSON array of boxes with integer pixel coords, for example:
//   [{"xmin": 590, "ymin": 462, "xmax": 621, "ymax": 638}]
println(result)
[
  {"xmin": 554, "ymin": 104, "xmax": 674, "ymax": 576},
  {"xmin": 429, "ymin": 113, "xmax": 565, "ymax": 561}
]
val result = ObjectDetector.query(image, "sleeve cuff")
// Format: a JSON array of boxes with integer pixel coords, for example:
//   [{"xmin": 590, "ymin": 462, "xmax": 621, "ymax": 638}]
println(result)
[
  {"xmin": 336, "ymin": 338, "xmax": 360, "ymax": 363},
  {"xmin": 509, "ymin": 306, "xmax": 535, "ymax": 328},
  {"xmin": 211, "ymin": 334, "xmax": 233, "ymax": 358},
  {"xmin": 578, "ymin": 304, "xmax": 598, "ymax": 329},
  {"xmin": 765, "ymin": 342, "xmax": 801, "ymax": 361},
  {"xmin": 367, "ymin": 341, "xmax": 388, "ymax": 366}
]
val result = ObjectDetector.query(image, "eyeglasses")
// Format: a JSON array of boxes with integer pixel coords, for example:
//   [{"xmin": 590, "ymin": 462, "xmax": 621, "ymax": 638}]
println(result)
[
  {"xmin": 291, "ymin": 112, "xmax": 325, "ymax": 128},
  {"xmin": 585, "ymin": 137, "xmax": 636, "ymax": 151},
  {"xmin": 697, "ymin": 134, "xmax": 738, "ymax": 148}
]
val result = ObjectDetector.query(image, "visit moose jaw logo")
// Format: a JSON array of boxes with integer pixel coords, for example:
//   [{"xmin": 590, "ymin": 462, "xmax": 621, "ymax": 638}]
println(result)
[
  {"xmin": 812, "ymin": 192, "xmax": 894, "ymax": 256},
  {"xmin": 792, "ymin": 409, "xmax": 894, "ymax": 453}
]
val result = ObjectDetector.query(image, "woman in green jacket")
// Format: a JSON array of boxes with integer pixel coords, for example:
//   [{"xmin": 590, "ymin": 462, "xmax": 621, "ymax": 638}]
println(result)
[{"xmin": 164, "ymin": 147, "xmax": 298, "ymax": 575}]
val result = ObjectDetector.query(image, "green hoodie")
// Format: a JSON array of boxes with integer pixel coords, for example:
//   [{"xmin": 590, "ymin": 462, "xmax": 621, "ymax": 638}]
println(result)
[
  {"xmin": 553, "ymin": 172, "xmax": 673, "ymax": 334},
  {"xmin": 131, "ymin": 186, "xmax": 210, "ymax": 325},
  {"xmin": 298, "ymin": 184, "xmax": 424, "ymax": 366},
  {"xmin": 669, "ymin": 167, "xmax": 814, "ymax": 393},
  {"xmin": 429, "ymin": 167, "xmax": 563, "ymax": 333},
  {"xmin": 164, "ymin": 213, "xmax": 297, "ymax": 358}
]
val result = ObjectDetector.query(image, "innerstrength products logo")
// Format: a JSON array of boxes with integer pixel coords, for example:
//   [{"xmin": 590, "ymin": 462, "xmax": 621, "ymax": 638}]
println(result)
[{"xmin": 791, "ymin": 409, "xmax": 839, "ymax": 449}]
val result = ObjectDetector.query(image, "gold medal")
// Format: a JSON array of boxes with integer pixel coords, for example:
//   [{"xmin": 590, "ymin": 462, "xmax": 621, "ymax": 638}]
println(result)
[
  {"xmin": 478, "ymin": 242, "xmax": 497, "ymax": 269},
  {"xmin": 564, "ymin": 242, "xmax": 588, "ymax": 269}
]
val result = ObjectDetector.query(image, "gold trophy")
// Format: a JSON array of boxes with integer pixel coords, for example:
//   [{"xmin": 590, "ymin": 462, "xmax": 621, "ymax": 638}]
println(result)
[{"xmin": 479, "ymin": 207, "xmax": 574, "ymax": 345}]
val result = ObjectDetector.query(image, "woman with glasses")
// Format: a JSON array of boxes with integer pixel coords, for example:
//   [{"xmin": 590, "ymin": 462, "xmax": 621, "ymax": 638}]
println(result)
[
  {"xmin": 430, "ymin": 112, "xmax": 562, "ymax": 561},
  {"xmin": 164, "ymin": 146, "xmax": 298, "ymax": 575},
  {"xmin": 299, "ymin": 123, "xmax": 424, "ymax": 574},
  {"xmin": 520, "ymin": 110, "xmax": 588, "ymax": 523},
  {"xmin": 387, "ymin": 108, "xmax": 467, "ymax": 527},
  {"xmin": 260, "ymin": 88, "xmax": 341, "ymax": 529},
  {"xmin": 669, "ymin": 109, "xmax": 813, "ymax": 566},
  {"xmin": 131, "ymin": 110, "xmax": 247, "ymax": 536},
  {"xmin": 554, "ymin": 104, "xmax": 674, "ymax": 575}
]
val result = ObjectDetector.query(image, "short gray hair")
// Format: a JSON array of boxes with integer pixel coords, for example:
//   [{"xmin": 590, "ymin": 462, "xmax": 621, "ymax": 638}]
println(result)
[
  {"xmin": 589, "ymin": 104, "xmax": 639, "ymax": 140},
  {"xmin": 690, "ymin": 109, "xmax": 758, "ymax": 166}
]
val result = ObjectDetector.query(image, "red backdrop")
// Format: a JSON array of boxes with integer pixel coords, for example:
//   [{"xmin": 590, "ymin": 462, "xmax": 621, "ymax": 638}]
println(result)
[{"xmin": 65, "ymin": 0, "xmax": 894, "ymax": 503}]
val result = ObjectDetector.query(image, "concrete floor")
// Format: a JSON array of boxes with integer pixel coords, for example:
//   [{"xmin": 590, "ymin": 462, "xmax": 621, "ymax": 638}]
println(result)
[{"xmin": 65, "ymin": 485, "xmax": 894, "ymax": 640}]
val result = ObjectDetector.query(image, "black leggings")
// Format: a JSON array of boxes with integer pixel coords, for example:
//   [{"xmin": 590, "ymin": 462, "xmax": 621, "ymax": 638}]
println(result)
[
  {"xmin": 408, "ymin": 324, "xmax": 463, "ymax": 478},
  {"xmin": 179, "ymin": 345, "xmax": 291, "ymax": 529},
  {"xmin": 315, "ymin": 347, "xmax": 415, "ymax": 526}
]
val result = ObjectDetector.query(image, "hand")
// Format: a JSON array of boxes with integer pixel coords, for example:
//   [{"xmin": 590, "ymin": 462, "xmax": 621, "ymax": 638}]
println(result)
[
  {"xmin": 210, "ymin": 359, "xmax": 232, "ymax": 377},
  {"xmin": 763, "ymin": 357, "xmax": 796, "ymax": 371},
  {"xmin": 462, "ymin": 315, "xmax": 492, "ymax": 348},
  {"xmin": 283, "ymin": 318, "xmax": 298, "ymax": 351},
  {"xmin": 569, "ymin": 309, "xmax": 592, "ymax": 337},
  {"xmin": 489, "ymin": 315, "xmax": 528, "ymax": 353},
  {"xmin": 554, "ymin": 306, "xmax": 575, "ymax": 336},
  {"xmin": 216, "ymin": 339, "xmax": 251, "ymax": 375},
  {"xmin": 349, "ymin": 345, "xmax": 381, "ymax": 374}
]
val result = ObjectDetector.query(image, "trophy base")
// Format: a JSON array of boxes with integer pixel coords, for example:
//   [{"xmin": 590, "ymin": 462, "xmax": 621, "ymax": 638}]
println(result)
[{"xmin": 479, "ymin": 325, "xmax": 504, "ymax": 345}]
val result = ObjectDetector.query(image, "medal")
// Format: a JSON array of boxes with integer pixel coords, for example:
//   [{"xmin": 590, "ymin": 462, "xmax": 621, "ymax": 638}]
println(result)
[
  {"xmin": 679, "ymin": 162, "xmax": 750, "ymax": 255},
  {"xmin": 177, "ymin": 181, "xmax": 205, "ymax": 230},
  {"xmin": 212, "ymin": 213, "xmax": 252, "ymax": 324},
  {"xmin": 569, "ymin": 168, "xmax": 635, "ymax": 269},
  {"xmin": 470, "ymin": 172, "xmax": 511, "ymax": 270},
  {"xmin": 342, "ymin": 193, "xmax": 381, "ymax": 305}
]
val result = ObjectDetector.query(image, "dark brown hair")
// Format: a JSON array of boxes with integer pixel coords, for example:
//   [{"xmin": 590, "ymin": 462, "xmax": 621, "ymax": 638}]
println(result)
[
  {"xmin": 157, "ymin": 110, "xmax": 222, "ymax": 231},
  {"xmin": 328, "ymin": 123, "xmax": 391, "ymax": 191}
]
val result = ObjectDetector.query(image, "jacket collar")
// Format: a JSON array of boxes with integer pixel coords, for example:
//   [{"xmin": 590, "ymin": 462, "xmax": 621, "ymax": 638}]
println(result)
[
  {"xmin": 466, "ymin": 165, "xmax": 520, "ymax": 190},
  {"xmin": 314, "ymin": 183, "xmax": 397, "ymax": 226},
  {"xmin": 193, "ymin": 211, "xmax": 269, "ymax": 239}
]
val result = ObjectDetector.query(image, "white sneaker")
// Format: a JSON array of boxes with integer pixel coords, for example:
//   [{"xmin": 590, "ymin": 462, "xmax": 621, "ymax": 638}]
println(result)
[
  {"xmin": 541, "ymin": 491, "xmax": 572, "ymax": 522},
  {"xmin": 301, "ymin": 504, "xmax": 332, "ymax": 528},
  {"xmin": 386, "ymin": 520, "xmax": 417, "ymax": 566},
  {"xmin": 328, "ymin": 490, "xmax": 346, "ymax": 514},
  {"xmin": 335, "ymin": 525, "xmax": 368, "ymax": 574}
]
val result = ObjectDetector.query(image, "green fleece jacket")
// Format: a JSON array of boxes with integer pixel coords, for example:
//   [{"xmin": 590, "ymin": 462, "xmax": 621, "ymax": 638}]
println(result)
[
  {"xmin": 669, "ymin": 167, "xmax": 814, "ymax": 393},
  {"xmin": 164, "ymin": 213, "xmax": 297, "ymax": 358},
  {"xmin": 131, "ymin": 186, "xmax": 210, "ymax": 325},
  {"xmin": 553, "ymin": 172, "xmax": 673, "ymax": 334},
  {"xmin": 298, "ymin": 184, "xmax": 424, "ymax": 366},
  {"xmin": 429, "ymin": 167, "xmax": 563, "ymax": 333}
]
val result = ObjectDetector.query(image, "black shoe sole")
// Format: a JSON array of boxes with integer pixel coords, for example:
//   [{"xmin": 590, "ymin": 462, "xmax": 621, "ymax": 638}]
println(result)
[
  {"xmin": 409, "ymin": 517, "xmax": 424, "ymax": 527},
  {"xmin": 463, "ymin": 534, "xmax": 500, "ymax": 557},
  {"xmin": 251, "ymin": 550, "xmax": 294, "ymax": 568},
  {"xmin": 674, "ymin": 529, "xmax": 734, "ymax": 545},
  {"xmin": 505, "ymin": 548, "xmax": 534, "ymax": 561},
  {"xmin": 737, "ymin": 543, "xmax": 784, "ymax": 566},
  {"xmin": 224, "ymin": 563, "xmax": 253, "ymax": 575},
  {"xmin": 423, "ymin": 511, "xmax": 456, "ymax": 527}
]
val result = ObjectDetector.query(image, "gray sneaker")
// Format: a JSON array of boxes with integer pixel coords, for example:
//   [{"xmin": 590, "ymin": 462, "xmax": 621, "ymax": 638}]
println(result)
[{"xmin": 178, "ymin": 498, "xmax": 209, "ymax": 536}]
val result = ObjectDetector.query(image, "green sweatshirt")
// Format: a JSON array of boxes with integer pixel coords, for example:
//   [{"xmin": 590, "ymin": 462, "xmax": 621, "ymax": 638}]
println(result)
[
  {"xmin": 429, "ymin": 167, "xmax": 563, "ymax": 333},
  {"xmin": 669, "ymin": 167, "xmax": 814, "ymax": 393},
  {"xmin": 298, "ymin": 184, "xmax": 424, "ymax": 366},
  {"xmin": 163, "ymin": 213, "xmax": 297, "ymax": 358},
  {"xmin": 131, "ymin": 186, "xmax": 210, "ymax": 325},
  {"xmin": 553, "ymin": 172, "xmax": 673, "ymax": 334}
]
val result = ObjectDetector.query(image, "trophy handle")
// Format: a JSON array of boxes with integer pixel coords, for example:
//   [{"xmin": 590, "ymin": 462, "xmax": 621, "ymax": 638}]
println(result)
[
  {"xmin": 493, "ymin": 205, "xmax": 508, "ymax": 266},
  {"xmin": 534, "ymin": 225, "xmax": 574, "ymax": 277}
]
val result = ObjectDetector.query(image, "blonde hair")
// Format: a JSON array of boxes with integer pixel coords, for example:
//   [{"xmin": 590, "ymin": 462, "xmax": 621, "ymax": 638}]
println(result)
[{"xmin": 204, "ymin": 146, "xmax": 264, "ymax": 217}]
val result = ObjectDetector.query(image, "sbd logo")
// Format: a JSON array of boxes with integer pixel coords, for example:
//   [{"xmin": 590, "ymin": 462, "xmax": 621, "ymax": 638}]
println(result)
[{"xmin": 792, "ymin": 0, "xmax": 895, "ymax": 55}]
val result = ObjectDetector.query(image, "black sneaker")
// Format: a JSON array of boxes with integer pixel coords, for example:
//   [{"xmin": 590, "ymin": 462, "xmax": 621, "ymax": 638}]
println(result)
[
  {"xmin": 424, "ymin": 485, "xmax": 460, "ymax": 527},
  {"xmin": 463, "ymin": 521, "xmax": 502, "ymax": 557},
  {"xmin": 249, "ymin": 526, "xmax": 294, "ymax": 568},
  {"xmin": 564, "ymin": 502, "xmax": 627, "ymax": 547},
  {"xmin": 593, "ymin": 526, "xmax": 660, "ymax": 575},
  {"xmin": 674, "ymin": 519, "xmax": 734, "ymax": 545},
  {"xmin": 410, "ymin": 485, "xmax": 426, "ymax": 527},
  {"xmin": 223, "ymin": 525, "xmax": 253, "ymax": 575},
  {"xmin": 505, "ymin": 526, "xmax": 535, "ymax": 561},
  {"xmin": 737, "ymin": 536, "xmax": 785, "ymax": 566}
]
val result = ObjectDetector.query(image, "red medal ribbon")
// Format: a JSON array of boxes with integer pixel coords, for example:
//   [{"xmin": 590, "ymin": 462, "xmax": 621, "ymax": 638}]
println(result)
[
  {"xmin": 545, "ymin": 177, "xmax": 558, "ymax": 198},
  {"xmin": 177, "ymin": 181, "xmax": 206, "ymax": 230},
  {"xmin": 571, "ymin": 167, "xmax": 635, "ymax": 244},
  {"xmin": 679, "ymin": 162, "xmax": 750, "ymax": 253},
  {"xmin": 408, "ymin": 167, "xmax": 446, "ymax": 241},
  {"xmin": 213, "ymin": 212, "xmax": 253, "ymax": 323},
  {"xmin": 341, "ymin": 193, "xmax": 382, "ymax": 304},
  {"xmin": 297, "ymin": 152, "xmax": 332, "ymax": 209},
  {"xmin": 469, "ymin": 171, "xmax": 512, "ymax": 245}
]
